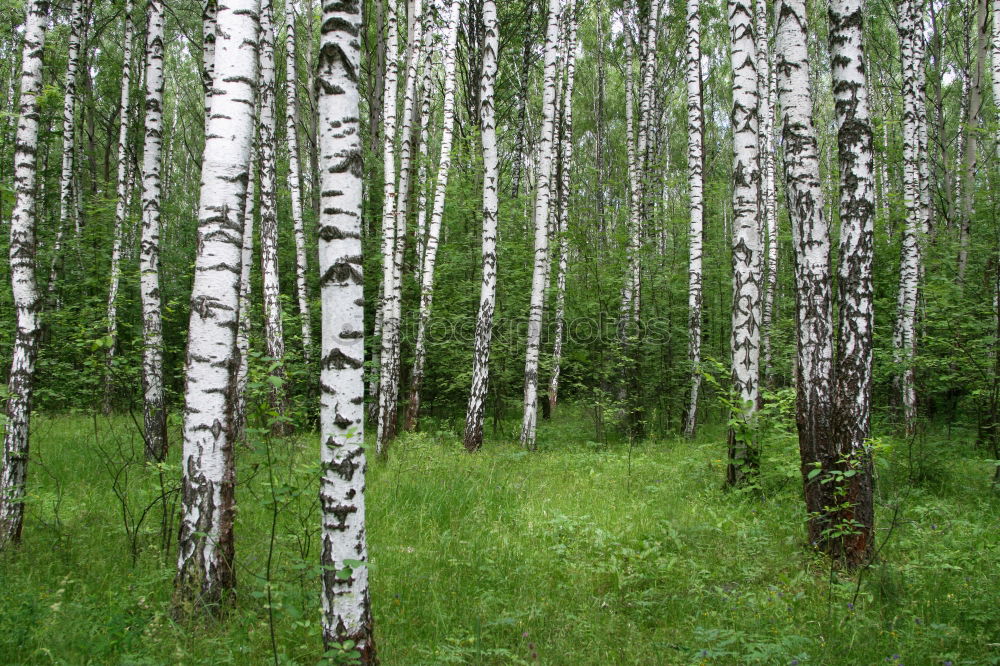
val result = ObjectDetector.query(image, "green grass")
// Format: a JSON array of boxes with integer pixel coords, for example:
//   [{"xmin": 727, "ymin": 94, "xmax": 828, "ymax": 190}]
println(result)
[{"xmin": 1, "ymin": 410, "xmax": 999, "ymax": 664}]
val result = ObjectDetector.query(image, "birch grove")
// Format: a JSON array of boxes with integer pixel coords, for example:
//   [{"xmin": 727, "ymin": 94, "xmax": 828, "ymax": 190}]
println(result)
[{"xmin": 5, "ymin": 0, "xmax": 1000, "ymax": 647}]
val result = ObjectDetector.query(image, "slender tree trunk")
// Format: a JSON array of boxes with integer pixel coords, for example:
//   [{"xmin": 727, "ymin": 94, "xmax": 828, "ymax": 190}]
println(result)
[
  {"xmin": 203, "ymin": 0, "xmax": 217, "ymax": 131},
  {"xmin": 375, "ymin": 0, "xmax": 400, "ymax": 452},
  {"xmin": 683, "ymin": 0, "xmax": 704, "ymax": 439},
  {"xmin": 412, "ymin": 42, "xmax": 434, "ymax": 284},
  {"xmin": 386, "ymin": 0, "xmax": 425, "ymax": 436},
  {"xmin": 829, "ymin": 0, "xmax": 875, "ymax": 566},
  {"xmin": 258, "ymin": 0, "xmax": 290, "ymax": 427},
  {"xmin": 317, "ymin": 1, "xmax": 374, "ymax": 658},
  {"xmin": 284, "ymin": 0, "xmax": 314, "ymax": 363},
  {"xmin": 0, "ymin": 0, "xmax": 48, "ymax": 551},
  {"xmin": 174, "ymin": 0, "xmax": 259, "ymax": 613},
  {"xmin": 894, "ymin": 0, "xmax": 925, "ymax": 436},
  {"xmin": 957, "ymin": 0, "xmax": 988, "ymax": 284},
  {"xmin": 511, "ymin": 0, "xmax": 537, "ymax": 198},
  {"xmin": 104, "ymin": 0, "xmax": 136, "ymax": 412},
  {"xmin": 726, "ymin": 0, "xmax": 763, "ymax": 485},
  {"xmin": 234, "ymin": 126, "xmax": 258, "ymax": 444},
  {"xmin": 47, "ymin": 0, "xmax": 84, "ymax": 303},
  {"xmin": 139, "ymin": 0, "xmax": 168, "ymax": 462},
  {"xmin": 404, "ymin": 0, "xmax": 459, "ymax": 432},
  {"xmin": 548, "ymin": 2, "xmax": 578, "ymax": 415},
  {"xmin": 757, "ymin": 0, "xmax": 778, "ymax": 385},
  {"xmin": 520, "ymin": 0, "xmax": 561, "ymax": 450},
  {"xmin": 463, "ymin": 0, "xmax": 499, "ymax": 451}
]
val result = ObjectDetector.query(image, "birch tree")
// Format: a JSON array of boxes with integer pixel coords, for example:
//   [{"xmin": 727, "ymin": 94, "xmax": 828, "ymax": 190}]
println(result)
[
  {"xmin": 104, "ymin": 0, "xmax": 136, "ymax": 409},
  {"xmin": 375, "ymin": 0, "xmax": 400, "ymax": 451},
  {"xmin": 726, "ymin": 0, "xmax": 763, "ymax": 485},
  {"xmin": 830, "ymin": 0, "xmax": 876, "ymax": 565},
  {"xmin": 386, "ymin": 0, "xmax": 426, "ymax": 437},
  {"xmin": 317, "ymin": 0, "xmax": 374, "ymax": 657},
  {"xmin": 683, "ymin": 0, "xmax": 704, "ymax": 438},
  {"xmin": 284, "ymin": 0, "xmax": 313, "ymax": 363},
  {"xmin": 139, "ymin": 0, "xmax": 168, "ymax": 462},
  {"xmin": 258, "ymin": 0, "xmax": 290, "ymax": 424},
  {"xmin": 405, "ymin": 0, "xmax": 459, "ymax": 432},
  {"xmin": 894, "ymin": 0, "xmax": 925, "ymax": 436},
  {"xmin": 548, "ymin": 1, "xmax": 578, "ymax": 415},
  {"xmin": 757, "ymin": 0, "xmax": 779, "ymax": 382},
  {"xmin": 52, "ymin": 0, "xmax": 85, "ymax": 294},
  {"xmin": 0, "ymin": 0, "xmax": 48, "ymax": 551},
  {"xmin": 464, "ymin": 0, "xmax": 499, "ymax": 451},
  {"xmin": 175, "ymin": 0, "xmax": 259, "ymax": 611},
  {"xmin": 776, "ymin": 0, "xmax": 837, "ymax": 537},
  {"xmin": 957, "ymin": 0, "xmax": 988, "ymax": 284},
  {"xmin": 520, "ymin": 0, "xmax": 562, "ymax": 450}
]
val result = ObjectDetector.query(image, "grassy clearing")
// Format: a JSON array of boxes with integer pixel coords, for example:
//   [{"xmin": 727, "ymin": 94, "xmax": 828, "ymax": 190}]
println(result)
[{"xmin": 0, "ymin": 411, "xmax": 998, "ymax": 664}]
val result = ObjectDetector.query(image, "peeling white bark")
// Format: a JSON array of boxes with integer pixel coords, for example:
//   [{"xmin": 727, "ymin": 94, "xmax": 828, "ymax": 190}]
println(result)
[
  {"xmin": 727, "ymin": 0, "xmax": 763, "ymax": 484},
  {"xmin": 464, "ymin": 0, "xmax": 500, "ymax": 451},
  {"xmin": 105, "ymin": 0, "xmax": 136, "ymax": 408},
  {"xmin": 317, "ymin": 0, "xmax": 373, "ymax": 657},
  {"xmin": 175, "ymin": 0, "xmax": 259, "ymax": 609},
  {"xmin": 684, "ymin": 0, "xmax": 704, "ymax": 439},
  {"xmin": 405, "ymin": 0, "xmax": 458, "ymax": 432},
  {"xmin": 520, "ymin": 0, "xmax": 562, "ymax": 450},
  {"xmin": 0, "ymin": 0, "xmax": 48, "ymax": 551},
  {"xmin": 284, "ymin": 0, "xmax": 313, "ymax": 363},
  {"xmin": 139, "ymin": 0, "xmax": 168, "ymax": 462}
]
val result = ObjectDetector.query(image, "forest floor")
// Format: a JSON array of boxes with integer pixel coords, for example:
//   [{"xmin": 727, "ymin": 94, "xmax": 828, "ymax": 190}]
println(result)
[{"xmin": 0, "ymin": 410, "xmax": 998, "ymax": 664}]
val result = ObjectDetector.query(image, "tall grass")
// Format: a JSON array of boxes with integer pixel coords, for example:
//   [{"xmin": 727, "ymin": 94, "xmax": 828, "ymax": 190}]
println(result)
[{"xmin": 0, "ymin": 410, "xmax": 997, "ymax": 664}]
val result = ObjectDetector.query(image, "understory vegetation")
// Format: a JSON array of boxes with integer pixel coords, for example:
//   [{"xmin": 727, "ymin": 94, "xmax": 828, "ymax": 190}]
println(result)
[{"xmin": 2, "ymin": 411, "xmax": 997, "ymax": 665}]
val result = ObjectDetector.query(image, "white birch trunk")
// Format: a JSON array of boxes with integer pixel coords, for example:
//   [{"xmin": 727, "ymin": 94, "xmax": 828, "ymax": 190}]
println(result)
[
  {"xmin": 104, "ymin": 0, "xmax": 136, "ymax": 409},
  {"xmin": 520, "ymin": 0, "xmax": 562, "ymax": 450},
  {"xmin": 284, "ymin": 0, "xmax": 313, "ymax": 363},
  {"xmin": 403, "ymin": 0, "xmax": 458, "ymax": 433},
  {"xmin": 375, "ymin": 0, "xmax": 400, "ymax": 451},
  {"xmin": 894, "ymin": 0, "xmax": 924, "ymax": 435},
  {"xmin": 727, "ymin": 0, "xmax": 763, "ymax": 485},
  {"xmin": 761, "ymin": 51, "xmax": 779, "ymax": 382},
  {"xmin": 234, "ymin": 131, "xmax": 257, "ymax": 443},
  {"xmin": 0, "ymin": 0, "xmax": 48, "ymax": 551},
  {"xmin": 175, "ymin": 0, "xmax": 259, "ymax": 610},
  {"xmin": 548, "ymin": 2, "xmax": 578, "ymax": 414},
  {"xmin": 683, "ymin": 0, "xmax": 704, "ymax": 439},
  {"xmin": 387, "ymin": 0, "xmax": 425, "ymax": 435},
  {"xmin": 413, "ymin": 44, "xmax": 434, "ymax": 284},
  {"xmin": 776, "ymin": 0, "xmax": 835, "ymax": 520},
  {"xmin": 957, "ymin": 0, "xmax": 988, "ymax": 283},
  {"xmin": 258, "ymin": 0, "xmax": 289, "ymax": 421},
  {"xmin": 139, "ymin": 0, "xmax": 168, "ymax": 462},
  {"xmin": 463, "ymin": 0, "xmax": 499, "ymax": 451},
  {"xmin": 203, "ymin": 0, "xmax": 217, "ymax": 133},
  {"xmin": 317, "ymin": 1, "xmax": 373, "ymax": 657},
  {"xmin": 53, "ymin": 0, "xmax": 84, "ymax": 290},
  {"xmin": 830, "ymin": 0, "xmax": 876, "ymax": 565}
]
